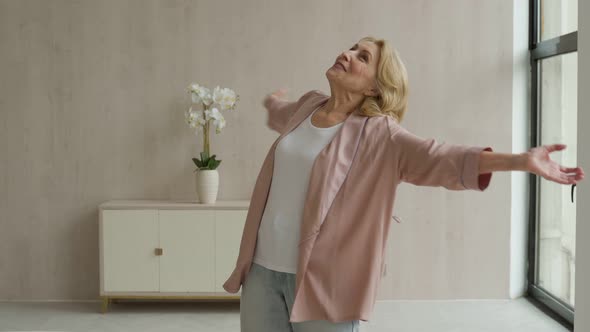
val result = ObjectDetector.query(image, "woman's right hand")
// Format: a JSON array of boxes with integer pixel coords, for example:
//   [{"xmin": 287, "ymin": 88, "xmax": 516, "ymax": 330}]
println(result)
[{"xmin": 263, "ymin": 88, "xmax": 289, "ymax": 106}]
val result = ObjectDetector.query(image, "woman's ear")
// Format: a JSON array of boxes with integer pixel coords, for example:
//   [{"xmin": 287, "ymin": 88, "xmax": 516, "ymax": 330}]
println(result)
[{"xmin": 365, "ymin": 88, "xmax": 379, "ymax": 97}]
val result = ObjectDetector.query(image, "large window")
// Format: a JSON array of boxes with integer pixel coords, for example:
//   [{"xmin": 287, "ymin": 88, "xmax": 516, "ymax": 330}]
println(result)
[{"xmin": 528, "ymin": 0, "xmax": 577, "ymax": 327}]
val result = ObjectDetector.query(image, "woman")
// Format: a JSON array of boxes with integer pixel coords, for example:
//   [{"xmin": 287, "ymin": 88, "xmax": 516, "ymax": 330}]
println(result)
[{"xmin": 225, "ymin": 36, "xmax": 585, "ymax": 332}]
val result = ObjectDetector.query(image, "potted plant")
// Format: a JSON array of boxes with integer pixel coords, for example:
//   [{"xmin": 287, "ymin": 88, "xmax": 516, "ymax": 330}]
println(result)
[{"xmin": 185, "ymin": 83, "xmax": 238, "ymax": 203}]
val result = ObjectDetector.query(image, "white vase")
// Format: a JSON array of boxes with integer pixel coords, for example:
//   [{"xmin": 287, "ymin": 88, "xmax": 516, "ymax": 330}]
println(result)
[{"xmin": 195, "ymin": 169, "xmax": 219, "ymax": 204}]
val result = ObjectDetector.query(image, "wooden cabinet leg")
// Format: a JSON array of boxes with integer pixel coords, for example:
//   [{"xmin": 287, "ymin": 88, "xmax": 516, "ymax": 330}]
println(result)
[{"xmin": 101, "ymin": 297, "xmax": 109, "ymax": 313}]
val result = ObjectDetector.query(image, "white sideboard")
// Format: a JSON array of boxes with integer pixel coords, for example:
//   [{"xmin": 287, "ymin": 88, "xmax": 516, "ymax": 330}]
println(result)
[{"xmin": 98, "ymin": 200, "xmax": 248, "ymax": 312}]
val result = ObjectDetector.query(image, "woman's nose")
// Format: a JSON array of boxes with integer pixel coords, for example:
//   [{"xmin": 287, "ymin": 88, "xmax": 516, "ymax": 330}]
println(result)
[{"xmin": 339, "ymin": 51, "xmax": 351, "ymax": 62}]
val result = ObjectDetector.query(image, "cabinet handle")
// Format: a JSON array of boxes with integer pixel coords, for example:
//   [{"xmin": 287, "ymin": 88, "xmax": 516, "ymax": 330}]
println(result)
[{"xmin": 155, "ymin": 248, "xmax": 163, "ymax": 256}]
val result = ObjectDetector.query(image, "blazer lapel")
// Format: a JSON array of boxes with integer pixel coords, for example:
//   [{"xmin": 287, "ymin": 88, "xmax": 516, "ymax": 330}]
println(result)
[
  {"xmin": 273, "ymin": 95, "xmax": 368, "ymax": 244},
  {"xmin": 298, "ymin": 110, "xmax": 368, "ymax": 243},
  {"xmin": 271, "ymin": 94, "xmax": 368, "ymax": 243}
]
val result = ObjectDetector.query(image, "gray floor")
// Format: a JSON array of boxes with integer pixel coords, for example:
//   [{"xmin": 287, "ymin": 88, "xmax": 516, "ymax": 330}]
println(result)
[{"xmin": 0, "ymin": 298, "xmax": 571, "ymax": 332}]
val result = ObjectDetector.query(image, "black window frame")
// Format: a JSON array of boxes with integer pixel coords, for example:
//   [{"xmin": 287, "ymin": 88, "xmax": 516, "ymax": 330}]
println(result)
[{"xmin": 527, "ymin": 0, "xmax": 577, "ymax": 330}]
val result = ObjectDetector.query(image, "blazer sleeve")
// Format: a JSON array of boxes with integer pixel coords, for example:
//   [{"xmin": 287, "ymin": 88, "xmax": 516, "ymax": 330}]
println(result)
[
  {"xmin": 264, "ymin": 90, "xmax": 319, "ymax": 134},
  {"xmin": 392, "ymin": 126, "xmax": 493, "ymax": 191}
]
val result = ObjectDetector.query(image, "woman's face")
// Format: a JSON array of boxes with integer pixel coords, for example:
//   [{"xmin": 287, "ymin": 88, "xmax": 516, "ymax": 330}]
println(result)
[{"xmin": 326, "ymin": 40, "xmax": 380, "ymax": 96}]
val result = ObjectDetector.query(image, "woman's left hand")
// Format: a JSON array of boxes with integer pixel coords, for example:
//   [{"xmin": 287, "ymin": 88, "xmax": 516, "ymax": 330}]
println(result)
[{"xmin": 525, "ymin": 144, "xmax": 585, "ymax": 185}]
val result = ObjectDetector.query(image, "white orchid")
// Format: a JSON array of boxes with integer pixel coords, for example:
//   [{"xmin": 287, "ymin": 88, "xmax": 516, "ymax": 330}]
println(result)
[
  {"xmin": 185, "ymin": 82, "xmax": 238, "ymax": 170},
  {"xmin": 214, "ymin": 118, "xmax": 226, "ymax": 134},
  {"xmin": 204, "ymin": 107, "xmax": 217, "ymax": 121},
  {"xmin": 186, "ymin": 83, "xmax": 237, "ymax": 133},
  {"xmin": 184, "ymin": 107, "xmax": 206, "ymax": 133},
  {"xmin": 205, "ymin": 107, "xmax": 226, "ymax": 134},
  {"xmin": 206, "ymin": 108, "xmax": 225, "ymax": 128},
  {"xmin": 212, "ymin": 86, "xmax": 238, "ymax": 111},
  {"xmin": 195, "ymin": 117, "xmax": 207, "ymax": 131},
  {"xmin": 188, "ymin": 83, "xmax": 213, "ymax": 106}
]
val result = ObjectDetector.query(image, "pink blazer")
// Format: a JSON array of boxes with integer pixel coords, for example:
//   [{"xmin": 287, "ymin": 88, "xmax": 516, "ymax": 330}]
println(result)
[{"xmin": 223, "ymin": 90, "xmax": 493, "ymax": 323}]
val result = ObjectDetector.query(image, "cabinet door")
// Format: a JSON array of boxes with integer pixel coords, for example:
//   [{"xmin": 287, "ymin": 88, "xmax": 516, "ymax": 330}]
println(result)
[
  {"xmin": 101, "ymin": 210, "xmax": 159, "ymax": 292},
  {"xmin": 159, "ymin": 210, "xmax": 215, "ymax": 292},
  {"xmin": 215, "ymin": 210, "xmax": 247, "ymax": 293}
]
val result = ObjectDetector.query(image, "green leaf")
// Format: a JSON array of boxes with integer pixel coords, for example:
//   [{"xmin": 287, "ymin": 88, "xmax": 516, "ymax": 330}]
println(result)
[{"xmin": 192, "ymin": 158, "xmax": 203, "ymax": 168}]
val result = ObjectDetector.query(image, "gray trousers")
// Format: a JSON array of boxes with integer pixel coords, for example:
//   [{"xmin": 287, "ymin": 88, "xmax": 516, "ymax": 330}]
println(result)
[{"xmin": 240, "ymin": 262, "xmax": 360, "ymax": 332}]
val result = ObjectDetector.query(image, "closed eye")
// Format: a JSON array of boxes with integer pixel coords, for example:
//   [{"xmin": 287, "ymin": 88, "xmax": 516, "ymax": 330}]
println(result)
[{"xmin": 350, "ymin": 45, "xmax": 370, "ymax": 62}]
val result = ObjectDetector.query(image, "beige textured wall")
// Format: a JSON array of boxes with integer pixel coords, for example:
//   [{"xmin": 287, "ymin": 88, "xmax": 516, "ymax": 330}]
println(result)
[{"xmin": 0, "ymin": 0, "xmax": 513, "ymax": 300}]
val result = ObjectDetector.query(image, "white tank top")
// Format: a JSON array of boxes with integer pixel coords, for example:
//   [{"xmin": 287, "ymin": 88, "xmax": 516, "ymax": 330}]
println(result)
[{"xmin": 253, "ymin": 105, "xmax": 345, "ymax": 273}]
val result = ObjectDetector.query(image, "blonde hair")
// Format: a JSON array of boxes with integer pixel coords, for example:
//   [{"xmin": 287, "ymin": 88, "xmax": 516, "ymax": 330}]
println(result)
[{"xmin": 358, "ymin": 36, "xmax": 409, "ymax": 123}]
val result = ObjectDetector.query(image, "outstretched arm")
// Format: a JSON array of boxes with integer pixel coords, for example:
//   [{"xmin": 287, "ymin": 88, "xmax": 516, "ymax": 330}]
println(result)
[
  {"xmin": 479, "ymin": 144, "xmax": 585, "ymax": 185},
  {"xmin": 392, "ymin": 124, "xmax": 494, "ymax": 191}
]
